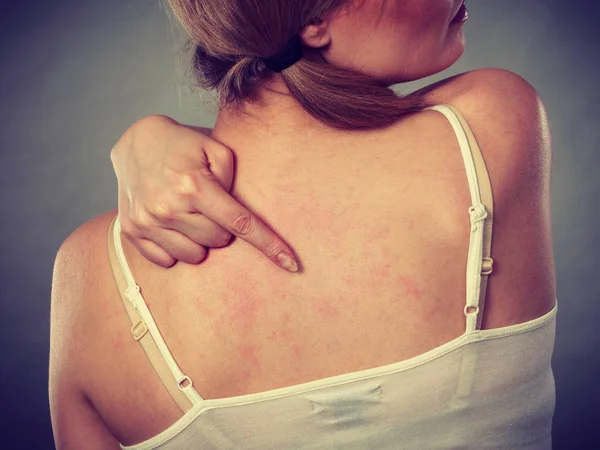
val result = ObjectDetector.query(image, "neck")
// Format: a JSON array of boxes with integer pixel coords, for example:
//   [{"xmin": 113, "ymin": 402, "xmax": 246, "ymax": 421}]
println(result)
[{"xmin": 211, "ymin": 77, "xmax": 334, "ymax": 144}]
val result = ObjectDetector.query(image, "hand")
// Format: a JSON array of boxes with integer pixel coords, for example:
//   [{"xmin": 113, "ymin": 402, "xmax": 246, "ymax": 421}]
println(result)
[{"xmin": 110, "ymin": 114, "xmax": 298, "ymax": 271}]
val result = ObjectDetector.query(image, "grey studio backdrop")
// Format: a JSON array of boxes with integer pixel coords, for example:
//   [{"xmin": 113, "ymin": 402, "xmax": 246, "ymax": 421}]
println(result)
[{"xmin": 1, "ymin": 0, "xmax": 598, "ymax": 448}]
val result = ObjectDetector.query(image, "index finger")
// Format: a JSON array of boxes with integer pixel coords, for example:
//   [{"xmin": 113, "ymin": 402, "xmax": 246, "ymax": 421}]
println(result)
[{"xmin": 191, "ymin": 178, "xmax": 298, "ymax": 272}]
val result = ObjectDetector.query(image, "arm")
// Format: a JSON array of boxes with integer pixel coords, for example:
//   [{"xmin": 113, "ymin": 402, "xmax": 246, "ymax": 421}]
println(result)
[
  {"xmin": 111, "ymin": 115, "xmax": 297, "ymax": 271},
  {"xmin": 49, "ymin": 234, "xmax": 121, "ymax": 450},
  {"xmin": 49, "ymin": 389, "xmax": 120, "ymax": 450}
]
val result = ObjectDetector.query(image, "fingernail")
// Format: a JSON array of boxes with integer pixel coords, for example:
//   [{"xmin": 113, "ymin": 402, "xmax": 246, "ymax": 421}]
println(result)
[{"xmin": 277, "ymin": 252, "xmax": 298, "ymax": 272}]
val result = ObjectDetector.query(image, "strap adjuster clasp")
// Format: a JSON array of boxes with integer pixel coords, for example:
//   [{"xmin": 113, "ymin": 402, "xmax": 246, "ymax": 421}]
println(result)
[
  {"xmin": 481, "ymin": 257, "xmax": 494, "ymax": 275},
  {"xmin": 464, "ymin": 305, "xmax": 480, "ymax": 316},
  {"xmin": 131, "ymin": 320, "xmax": 148, "ymax": 341},
  {"xmin": 178, "ymin": 376, "xmax": 192, "ymax": 390}
]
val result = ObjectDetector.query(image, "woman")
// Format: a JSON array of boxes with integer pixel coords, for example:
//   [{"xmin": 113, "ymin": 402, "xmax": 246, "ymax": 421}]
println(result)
[{"xmin": 50, "ymin": 0, "xmax": 558, "ymax": 448}]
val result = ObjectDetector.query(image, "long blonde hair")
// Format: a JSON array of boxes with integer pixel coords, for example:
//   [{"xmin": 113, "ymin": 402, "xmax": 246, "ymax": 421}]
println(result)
[{"xmin": 166, "ymin": 0, "xmax": 425, "ymax": 129}]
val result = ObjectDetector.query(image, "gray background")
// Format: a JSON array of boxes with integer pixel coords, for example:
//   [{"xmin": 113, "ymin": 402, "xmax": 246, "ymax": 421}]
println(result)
[{"xmin": 1, "ymin": 0, "xmax": 599, "ymax": 448}]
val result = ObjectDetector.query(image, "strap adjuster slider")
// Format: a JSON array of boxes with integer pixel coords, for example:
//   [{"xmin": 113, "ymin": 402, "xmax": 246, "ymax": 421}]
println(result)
[{"xmin": 131, "ymin": 320, "xmax": 148, "ymax": 341}]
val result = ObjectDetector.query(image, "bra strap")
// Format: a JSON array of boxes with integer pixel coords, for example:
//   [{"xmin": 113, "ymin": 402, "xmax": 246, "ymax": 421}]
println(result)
[
  {"xmin": 107, "ymin": 215, "xmax": 201, "ymax": 412},
  {"xmin": 426, "ymin": 104, "xmax": 495, "ymax": 332}
]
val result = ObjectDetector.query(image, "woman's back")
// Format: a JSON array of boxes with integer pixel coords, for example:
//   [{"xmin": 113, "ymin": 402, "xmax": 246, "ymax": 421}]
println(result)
[{"xmin": 60, "ymin": 69, "xmax": 557, "ymax": 448}]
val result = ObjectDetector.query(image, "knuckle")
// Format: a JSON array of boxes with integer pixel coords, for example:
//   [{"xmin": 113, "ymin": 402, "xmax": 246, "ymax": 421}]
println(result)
[
  {"xmin": 265, "ymin": 237, "xmax": 282, "ymax": 257},
  {"xmin": 131, "ymin": 210, "xmax": 154, "ymax": 232},
  {"xmin": 119, "ymin": 218, "xmax": 137, "ymax": 238},
  {"xmin": 186, "ymin": 171, "xmax": 219, "ymax": 205},
  {"xmin": 232, "ymin": 212, "xmax": 254, "ymax": 236},
  {"xmin": 188, "ymin": 182, "xmax": 209, "ymax": 204},
  {"xmin": 150, "ymin": 202, "xmax": 177, "ymax": 222},
  {"xmin": 174, "ymin": 171, "xmax": 201, "ymax": 197}
]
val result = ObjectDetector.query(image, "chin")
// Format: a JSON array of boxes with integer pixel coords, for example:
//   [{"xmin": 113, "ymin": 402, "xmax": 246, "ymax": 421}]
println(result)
[
  {"xmin": 373, "ymin": 37, "xmax": 467, "ymax": 86},
  {"xmin": 425, "ymin": 38, "xmax": 466, "ymax": 79}
]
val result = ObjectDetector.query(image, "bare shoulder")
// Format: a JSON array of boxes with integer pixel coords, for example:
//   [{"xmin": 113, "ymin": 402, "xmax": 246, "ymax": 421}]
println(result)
[
  {"xmin": 417, "ymin": 68, "xmax": 547, "ymax": 124},
  {"xmin": 414, "ymin": 68, "xmax": 556, "ymax": 320},
  {"xmin": 416, "ymin": 68, "xmax": 552, "ymax": 196},
  {"xmin": 57, "ymin": 209, "xmax": 117, "ymax": 252},
  {"xmin": 416, "ymin": 67, "xmax": 543, "ymax": 115},
  {"xmin": 52, "ymin": 210, "xmax": 118, "ymax": 298},
  {"xmin": 417, "ymin": 68, "xmax": 551, "ymax": 155},
  {"xmin": 49, "ymin": 209, "xmax": 123, "ymax": 446},
  {"xmin": 50, "ymin": 210, "xmax": 118, "ymax": 390},
  {"xmin": 51, "ymin": 208, "xmax": 118, "ymax": 334}
]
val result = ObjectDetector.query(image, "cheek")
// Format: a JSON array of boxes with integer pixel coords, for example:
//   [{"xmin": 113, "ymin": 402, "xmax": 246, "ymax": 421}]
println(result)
[
  {"xmin": 402, "ymin": 0, "xmax": 455, "ymax": 32},
  {"xmin": 326, "ymin": 0, "xmax": 461, "ymax": 81},
  {"xmin": 408, "ymin": 3, "xmax": 461, "ymax": 57}
]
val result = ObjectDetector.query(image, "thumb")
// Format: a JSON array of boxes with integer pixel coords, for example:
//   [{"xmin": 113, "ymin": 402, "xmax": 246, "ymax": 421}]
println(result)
[{"xmin": 202, "ymin": 140, "xmax": 234, "ymax": 191}]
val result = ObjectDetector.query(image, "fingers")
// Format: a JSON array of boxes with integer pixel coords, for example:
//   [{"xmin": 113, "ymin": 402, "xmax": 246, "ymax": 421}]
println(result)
[
  {"xmin": 230, "ymin": 209, "xmax": 299, "ymax": 272},
  {"xmin": 136, "ymin": 190, "xmax": 233, "ymax": 249},
  {"xmin": 131, "ymin": 238, "xmax": 177, "ymax": 268},
  {"xmin": 113, "ymin": 122, "xmax": 297, "ymax": 271},
  {"xmin": 202, "ymin": 140, "xmax": 234, "ymax": 192},
  {"xmin": 165, "ymin": 213, "xmax": 232, "ymax": 248},
  {"xmin": 190, "ymin": 179, "xmax": 298, "ymax": 272},
  {"xmin": 121, "ymin": 219, "xmax": 208, "ymax": 266}
]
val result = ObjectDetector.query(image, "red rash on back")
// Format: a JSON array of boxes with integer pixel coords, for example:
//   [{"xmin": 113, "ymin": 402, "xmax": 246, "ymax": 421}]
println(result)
[
  {"xmin": 219, "ymin": 270, "xmax": 263, "ymax": 337},
  {"xmin": 238, "ymin": 344, "xmax": 262, "ymax": 373},
  {"xmin": 315, "ymin": 296, "xmax": 341, "ymax": 318},
  {"xmin": 395, "ymin": 274, "xmax": 424, "ymax": 301}
]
